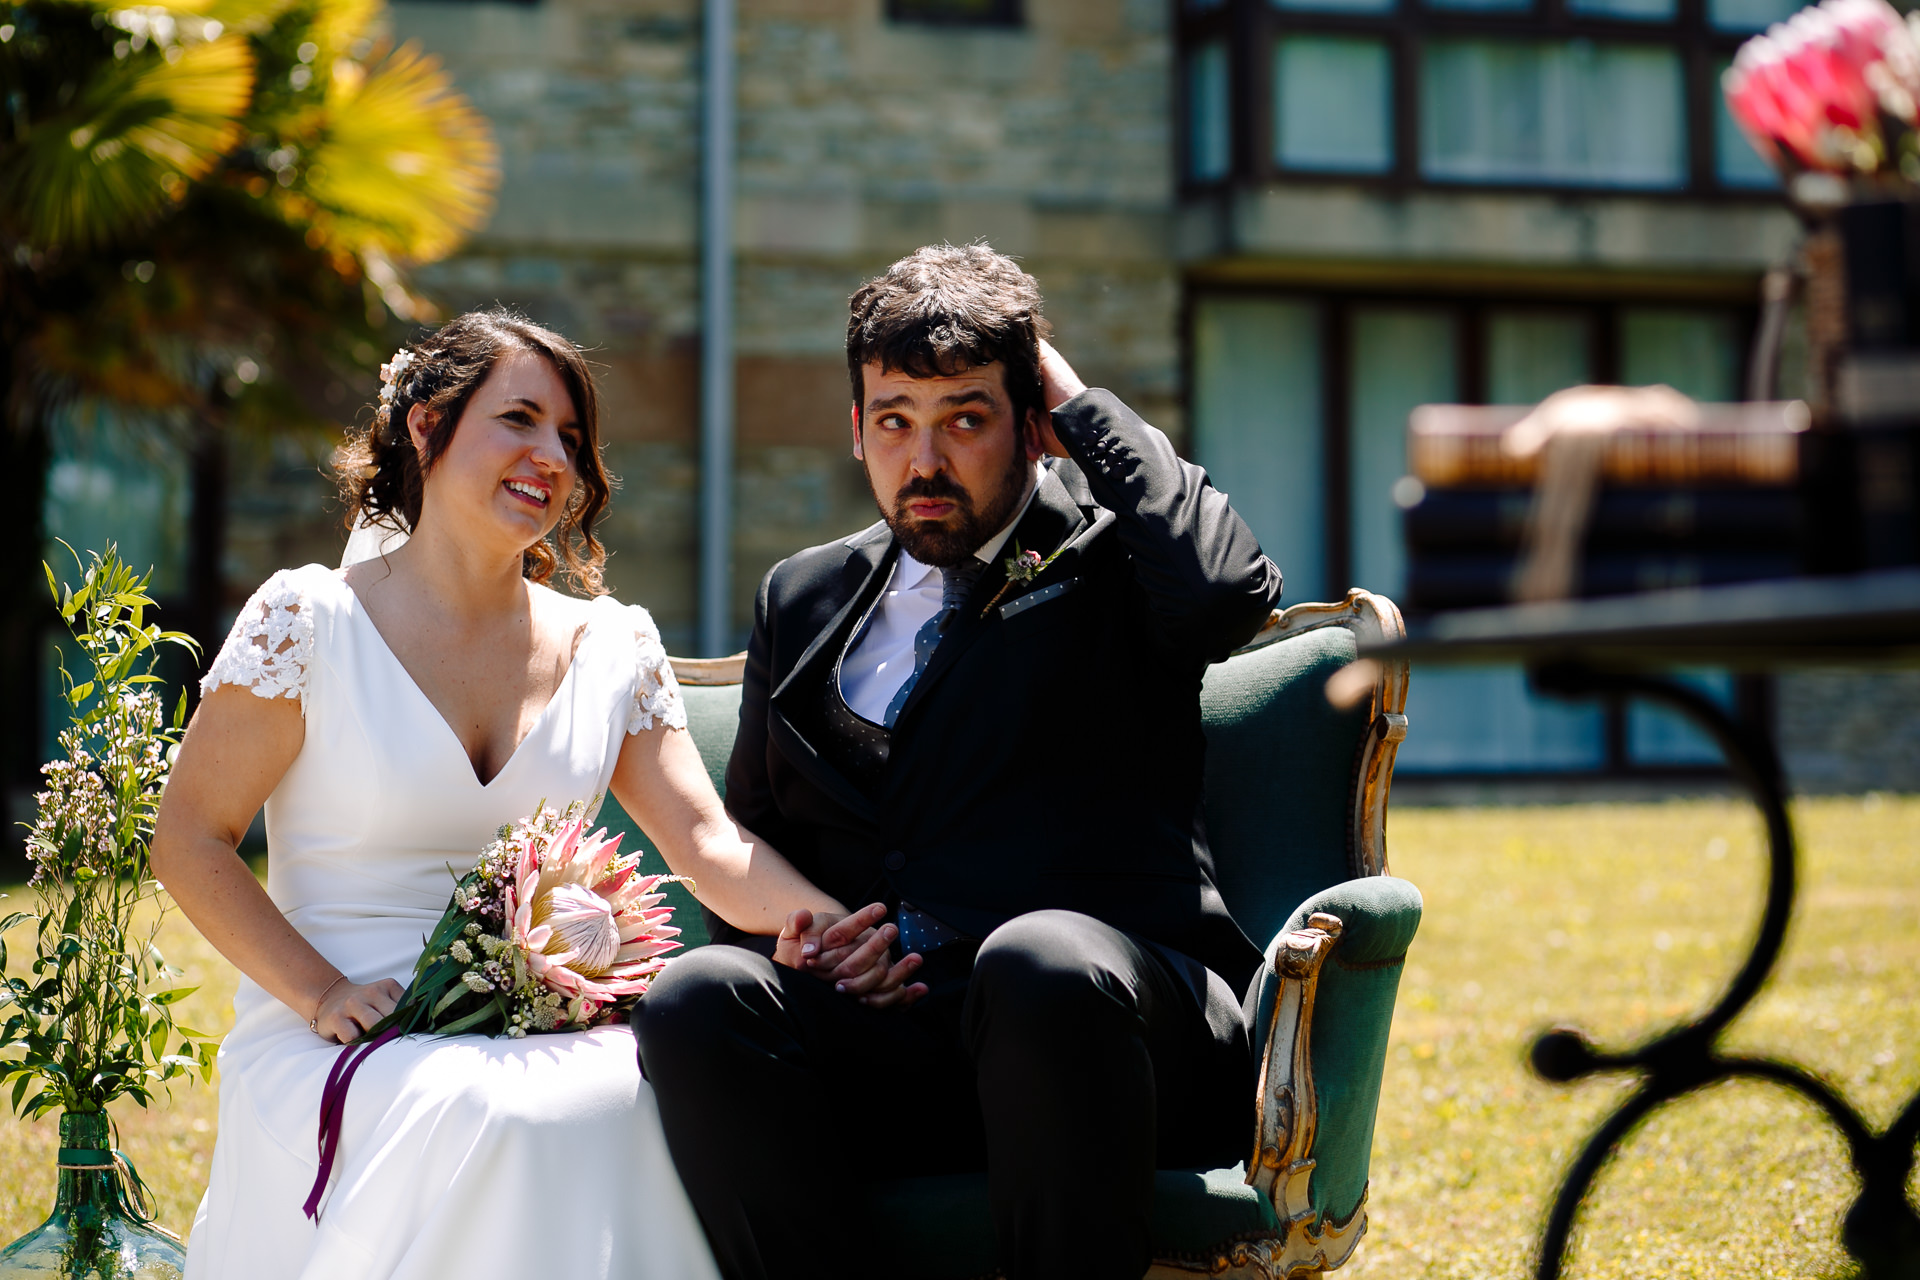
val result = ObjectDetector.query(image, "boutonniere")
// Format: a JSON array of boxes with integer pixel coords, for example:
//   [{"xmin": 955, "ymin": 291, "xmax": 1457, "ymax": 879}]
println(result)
[{"xmin": 980, "ymin": 542, "xmax": 1063, "ymax": 617}]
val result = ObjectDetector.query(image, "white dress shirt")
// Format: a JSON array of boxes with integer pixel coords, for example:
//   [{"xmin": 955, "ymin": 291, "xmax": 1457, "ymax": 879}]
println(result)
[{"xmin": 840, "ymin": 470, "xmax": 1041, "ymax": 724}]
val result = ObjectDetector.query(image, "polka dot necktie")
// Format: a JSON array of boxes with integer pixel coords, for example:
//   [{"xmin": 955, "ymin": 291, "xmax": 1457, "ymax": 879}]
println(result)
[{"xmin": 882, "ymin": 559, "xmax": 985, "ymax": 728}]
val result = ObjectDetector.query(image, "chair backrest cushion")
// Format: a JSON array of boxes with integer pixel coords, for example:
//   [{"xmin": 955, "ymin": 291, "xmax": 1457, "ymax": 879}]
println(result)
[
  {"xmin": 680, "ymin": 684, "xmax": 745, "ymax": 795},
  {"xmin": 1199, "ymin": 625, "xmax": 1370, "ymax": 950},
  {"xmin": 615, "ymin": 636, "xmax": 1372, "ymax": 961},
  {"xmin": 598, "ymin": 683, "xmax": 744, "ymax": 951}
]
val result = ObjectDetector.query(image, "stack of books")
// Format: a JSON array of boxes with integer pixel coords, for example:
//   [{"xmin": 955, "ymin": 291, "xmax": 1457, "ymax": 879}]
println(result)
[{"xmin": 1401, "ymin": 402, "xmax": 1811, "ymax": 613}]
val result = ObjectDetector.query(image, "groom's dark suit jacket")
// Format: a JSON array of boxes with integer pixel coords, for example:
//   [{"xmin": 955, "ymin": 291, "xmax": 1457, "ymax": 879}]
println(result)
[{"xmin": 718, "ymin": 389, "xmax": 1284, "ymax": 991}]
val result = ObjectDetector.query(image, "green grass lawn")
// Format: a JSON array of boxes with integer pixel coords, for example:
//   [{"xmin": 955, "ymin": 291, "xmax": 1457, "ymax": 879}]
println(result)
[{"xmin": 2, "ymin": 796, "xmax": 1915, "ymax": 1277}]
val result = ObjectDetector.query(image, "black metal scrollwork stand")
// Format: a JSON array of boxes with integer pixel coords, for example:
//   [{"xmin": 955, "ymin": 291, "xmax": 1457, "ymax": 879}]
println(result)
[{"xmin": 1524, "ymin": 663, "xmax": 1920, "ymax": 1280}]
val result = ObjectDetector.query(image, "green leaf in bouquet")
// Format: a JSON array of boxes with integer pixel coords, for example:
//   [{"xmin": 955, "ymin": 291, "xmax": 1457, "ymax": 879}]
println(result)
[
  {"xmin": 428, "ymin": 983, "xmax": 471, "ymax": 1020},
  {"xmin": 433, "ymin": 1002, "xmax": 504, "ymax": 1037},
  {"xmin": 149, "ymin": 986, "xmax": 197, "ymax": 1006}
]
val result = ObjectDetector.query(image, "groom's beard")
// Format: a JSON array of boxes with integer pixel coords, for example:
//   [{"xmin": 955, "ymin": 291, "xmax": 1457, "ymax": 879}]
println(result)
[{"xmin": 872, "ymin": 450, "xmax": 1031, "ymax": 570}]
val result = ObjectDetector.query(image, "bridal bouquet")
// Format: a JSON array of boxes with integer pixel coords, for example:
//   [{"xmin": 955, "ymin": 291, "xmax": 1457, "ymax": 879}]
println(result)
[
  {"xmin": 306, "ymin": 802, "xmax": 688, "ymax": 1218},
  {"xmin": 377, "ymin": 800, "xmax": 689, "ymax": 1039},
  {"xmin": 1722, "ymin": 0, "xmax": 1920, "ymax": 184}
]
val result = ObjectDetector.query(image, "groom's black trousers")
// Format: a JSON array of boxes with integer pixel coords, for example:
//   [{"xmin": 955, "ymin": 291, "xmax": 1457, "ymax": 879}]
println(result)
[{"xmin": 632, "ymin": 909, "xmax": 1250, "ymax": 1280}]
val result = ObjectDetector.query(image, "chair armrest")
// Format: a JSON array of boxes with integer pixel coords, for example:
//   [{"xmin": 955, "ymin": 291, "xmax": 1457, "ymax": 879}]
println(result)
[{"xmin": 1241, "ymin": 876, "xmax": 1422, "ymax": 1275}]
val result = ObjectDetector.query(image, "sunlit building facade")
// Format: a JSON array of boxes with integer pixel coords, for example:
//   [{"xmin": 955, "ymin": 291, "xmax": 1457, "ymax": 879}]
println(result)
[
  {"xmin": 42, "ymin": 0, "xmax": 1920, "ymax": 791},
  {"xmin": 1172, "ymin": 0, "xmax": 1812, "ymax": 772}
]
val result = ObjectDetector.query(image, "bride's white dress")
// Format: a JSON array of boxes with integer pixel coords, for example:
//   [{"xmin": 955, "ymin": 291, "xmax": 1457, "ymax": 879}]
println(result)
[{"xmin": 185, "ymin": 563, "xmax": 720, "ymax": 1280}]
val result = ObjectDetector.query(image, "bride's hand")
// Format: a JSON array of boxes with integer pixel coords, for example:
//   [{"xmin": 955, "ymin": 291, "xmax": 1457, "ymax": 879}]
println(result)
[
  {"xmin": 775, "ymin": 903, "xmax": 881, "ymax": 972},
  {"xmin": 773, "ymin": 906, "xmax": 928, "ymax": 1009},
  {"xmin": 312, "ymin": 977, "xmax": 404, "ymax": 1044}
]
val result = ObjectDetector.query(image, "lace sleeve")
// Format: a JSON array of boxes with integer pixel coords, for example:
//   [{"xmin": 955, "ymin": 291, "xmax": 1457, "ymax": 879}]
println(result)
[
  {"xmin": 199, "ymin": 570, "xmax": 315, "ymax": 710},
  {"xmin": 626, "ymin": 606, "xmax": 687, "ymax": 734}
]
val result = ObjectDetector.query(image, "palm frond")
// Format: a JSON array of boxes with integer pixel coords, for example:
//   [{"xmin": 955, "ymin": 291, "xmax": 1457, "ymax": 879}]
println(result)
[
  {"xmin": 303, "ymin": 0, "xmax": 382, "ymax": 61},
  {"xmin": 193, "ymin": 0, "xmax": 299, "ymax": 35},
  {"xmin": 293, "ymin": 41, "xmax": 498, "ymax": 264},
  {"xmin": 5, "ymin": 33, "xmax": 254, "ymax": 252}
]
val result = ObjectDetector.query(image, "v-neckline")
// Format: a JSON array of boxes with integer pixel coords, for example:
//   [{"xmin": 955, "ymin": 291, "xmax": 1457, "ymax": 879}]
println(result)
[{"xmin": 341, "ymin": 578, "xmax": 593, "ymax": 789}]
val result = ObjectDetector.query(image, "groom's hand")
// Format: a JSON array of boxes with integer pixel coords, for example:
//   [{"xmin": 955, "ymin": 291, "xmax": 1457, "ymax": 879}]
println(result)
[
  {"xmin": 823, "ymin": 914, "xmax": 927, "ymax": 1009},
  {"xmin": 773, "ymin": 905, "xmax": 929, "ymax": 1008}
]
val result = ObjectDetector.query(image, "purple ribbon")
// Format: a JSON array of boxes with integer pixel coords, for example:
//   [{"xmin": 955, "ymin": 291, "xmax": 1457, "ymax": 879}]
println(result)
[{"xmin": 303, "ymin": 1026, "xmax": 399, "ymax": 1221}]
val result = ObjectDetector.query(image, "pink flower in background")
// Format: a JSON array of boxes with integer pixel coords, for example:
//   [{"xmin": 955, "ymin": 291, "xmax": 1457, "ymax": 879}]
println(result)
[
  {"xmin": 1723, "ymin": 0, "xmax": 1920, "ymax": 174},
  {"xmin": 505, "ymin": 813, "xmax": 685, "ymax": 1017}
]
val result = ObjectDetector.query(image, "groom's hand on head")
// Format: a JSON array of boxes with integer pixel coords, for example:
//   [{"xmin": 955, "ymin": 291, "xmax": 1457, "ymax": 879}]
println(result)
[{"xmin": 1025, "ymin": 340, "xmax": 1083, "ymax": 460}]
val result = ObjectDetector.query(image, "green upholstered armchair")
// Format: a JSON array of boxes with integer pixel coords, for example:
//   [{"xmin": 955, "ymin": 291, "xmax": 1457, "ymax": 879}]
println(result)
[{"xmin": 611, "ymin": 589, "xmax": 1421, "ymax": 1280}]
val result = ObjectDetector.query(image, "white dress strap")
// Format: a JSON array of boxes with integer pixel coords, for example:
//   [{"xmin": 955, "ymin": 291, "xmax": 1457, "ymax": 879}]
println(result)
[
  {"xmin": 625, "ymin": 604, "xmax": 687, "ymax": 733},
  {"xmin": 200, "ymin": 568, "xmax": 316, "ymax": 711}
]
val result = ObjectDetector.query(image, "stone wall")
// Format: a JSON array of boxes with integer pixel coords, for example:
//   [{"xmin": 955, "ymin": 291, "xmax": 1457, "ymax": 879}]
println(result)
[
  {"xmin": 390, "ymin": 0, "xmax": 1183, "ymax": 652},
  {"xmin": 1777, "ymin": 671, "xmax": 1920, "ymax": 793}
]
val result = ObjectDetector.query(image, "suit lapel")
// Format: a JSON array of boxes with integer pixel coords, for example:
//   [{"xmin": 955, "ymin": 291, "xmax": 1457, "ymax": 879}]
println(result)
[
  {"xmin": 768, "ymin": 527, "xmax": 895, "ymax": 819},
  {"xmin": 891, "ymin": 464, "xmax": 1091, "ymax": 726},
  {"xmin": 772, "ymin": 527, "xmax": 893, "ymax": 705},
  {"xmin": 1022, "ymin": 458, "xmax": 1113, "ymax": 581}
]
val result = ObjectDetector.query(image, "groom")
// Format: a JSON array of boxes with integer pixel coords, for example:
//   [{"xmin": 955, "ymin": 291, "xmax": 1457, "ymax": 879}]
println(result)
[{"xmin": 634, "ymin": 244, "xmax": 1283, "ymax": 1280}]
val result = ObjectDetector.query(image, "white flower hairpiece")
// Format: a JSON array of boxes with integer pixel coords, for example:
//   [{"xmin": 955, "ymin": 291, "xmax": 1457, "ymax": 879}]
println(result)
[{"xmin": 374, "ymin": 348, "xmax": 416, "ymax": 427}]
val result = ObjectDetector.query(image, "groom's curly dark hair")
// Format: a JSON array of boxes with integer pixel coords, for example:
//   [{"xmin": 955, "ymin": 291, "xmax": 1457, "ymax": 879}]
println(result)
[{"xmin": 846, "ymin": 242, "xmax": 1052, "ymax": 428}]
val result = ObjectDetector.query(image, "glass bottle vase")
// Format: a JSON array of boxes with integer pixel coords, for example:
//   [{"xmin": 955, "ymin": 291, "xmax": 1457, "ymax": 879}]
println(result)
[{"xmin": 0, "ymin": 1110, "xmax": 186, "ymax": 1279}]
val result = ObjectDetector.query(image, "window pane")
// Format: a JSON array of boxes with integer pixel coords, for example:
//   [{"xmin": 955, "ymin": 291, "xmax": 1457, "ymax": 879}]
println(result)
[
  {"xmin": 1426, "ymin": 0, "xmax": 1531, "ymax": 15},
  {"xmin": 1350, "ymin": 309, "xmax": 1457, "ymax": 599},
  {"xmin": 45, "ymin": 405, "xmax": 191, "ymax": 598},
  {"xmin": 1709, "ymin": 0, "xmax": 1801, "ymax": 30},
  {"xmin": 1714, "ymin": 57, "xmax": 1780, "ymax": 187},
  {"xmin": 1421, "ymin": 40, "xmax": 1687, "ymax": 188},
  {"xmin": 1396, "ymin": 668, "xmax": 1608, "ymax": 771},
  {"xmin": 1276, "ymin": 0, "xmax": 1395, "ymax": 14},
  {"xmin": 1192, "ymin": 298, "xmax": 1326, "ymax": 604},
  {"xmin": 1488, "ymin": 309, "xmax": 1592, "ymax": 402},
  {"xmin": 1628, "ymin": 670, "xmax": 1734, "ymax": 765},
  {"xmin": 1188, "ymin": 42, "xmax": 1231, "ymax": 181},
  {"xmin": 1567, "ymin": 0, "xmax": 1674, "ymax": 20},
  {"xmin": 1274, "ymin": 37, "xmax": 1394, "ymax": 173},
  {"xmin": 1621, "ymin": 309, "xmax": 1743, "ymax": 400},
  {"xmin": 888, "ymin": 0, "xmax": 1020, "ymax": 22}
]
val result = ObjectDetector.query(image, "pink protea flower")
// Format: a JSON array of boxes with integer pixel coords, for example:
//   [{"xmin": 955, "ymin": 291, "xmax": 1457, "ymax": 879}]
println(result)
[
  {"xmin": 502, "ymin": 813, "xmax": 685, "ymax": 1009},
  {"xmin": 1723, "ymin": 0, "xmax": 1920, "ymax": 174}
]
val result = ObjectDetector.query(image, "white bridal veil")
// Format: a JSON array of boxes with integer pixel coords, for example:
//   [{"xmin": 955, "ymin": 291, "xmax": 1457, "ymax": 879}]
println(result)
[{"xmin": 339, "ymin": 513, "xmax": 410, "ymax": 568}]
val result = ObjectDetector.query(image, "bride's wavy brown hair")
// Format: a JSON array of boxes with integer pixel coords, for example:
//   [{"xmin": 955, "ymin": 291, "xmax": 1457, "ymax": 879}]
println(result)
[{"xmin": 335, "ymin": 308, "xmax": 613, "ymax": 596}]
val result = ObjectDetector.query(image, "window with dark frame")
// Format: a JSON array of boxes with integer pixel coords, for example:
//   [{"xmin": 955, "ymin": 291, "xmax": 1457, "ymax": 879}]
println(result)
[
  {"xmin": 1178, "ymin": 0, "xmax": 1793, "ymax": 194},
  {"xmin": 888, "ymin": 0, "xmax": 1023, "ymax": 27},
  {"xmin": 1186, "ymin": 285, "xmax": 1770, "ymax": 775}
]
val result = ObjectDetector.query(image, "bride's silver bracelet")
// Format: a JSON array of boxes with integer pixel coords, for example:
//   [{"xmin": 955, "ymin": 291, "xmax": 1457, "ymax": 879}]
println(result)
[{"xmin": 309, "ymin": 975, "xmax": 350, "ymax": 1035}]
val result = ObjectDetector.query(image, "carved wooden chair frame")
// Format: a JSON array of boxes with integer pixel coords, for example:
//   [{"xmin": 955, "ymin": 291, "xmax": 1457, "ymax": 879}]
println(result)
[
  {"xmin": 1145, "ymin": 588, "xmax": 1409, "ymax": 1280},
  {"xmin": 666, "ymin": 589, "xmax": 1410, "ymax": 1280}
]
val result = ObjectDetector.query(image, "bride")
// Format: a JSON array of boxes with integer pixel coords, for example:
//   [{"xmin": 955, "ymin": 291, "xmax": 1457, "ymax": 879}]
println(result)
[{"xmin": 153, "ymin": 308, "xmax": 913, "ymax": 1278}]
